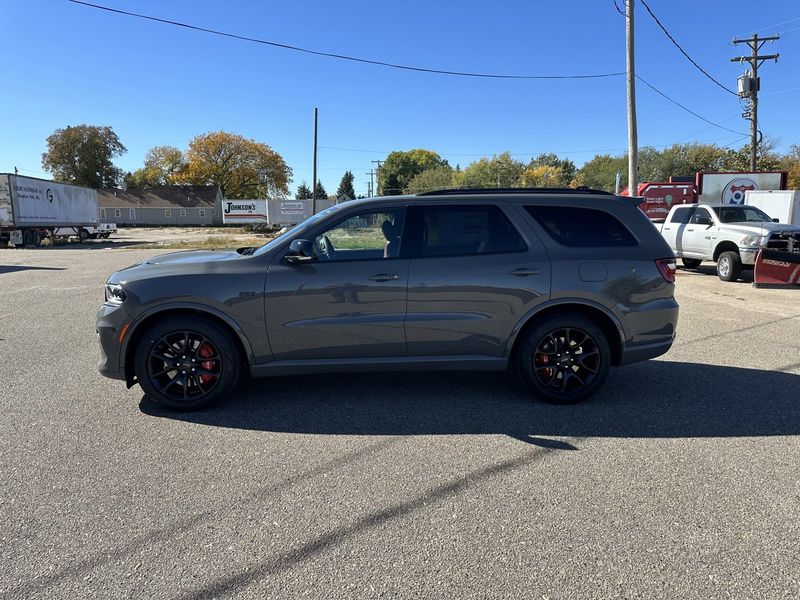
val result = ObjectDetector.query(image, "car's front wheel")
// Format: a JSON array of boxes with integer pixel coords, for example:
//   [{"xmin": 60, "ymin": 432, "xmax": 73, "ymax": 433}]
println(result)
[
  {"xmin": 518, "ymin": 314, "xmax": 611, "ymax": 404},
  {"xmin": 134, "ymin": 316, "xmax": 241, "ymax": 410},
  {"xmin": 716, "ymin": 251, "xmax": 742, "ymax": 282}
]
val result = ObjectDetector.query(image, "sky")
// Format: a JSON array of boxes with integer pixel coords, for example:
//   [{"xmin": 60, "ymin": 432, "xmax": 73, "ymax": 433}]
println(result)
[{"xmin": 2, "ymin": 0, "xmax": 799, "ymax": 197}]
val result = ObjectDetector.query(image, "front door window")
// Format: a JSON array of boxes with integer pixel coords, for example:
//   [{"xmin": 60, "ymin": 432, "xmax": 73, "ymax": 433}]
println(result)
[{"xmin": 313, "ymin": 209, "xmax": 405, "ymax": 261}]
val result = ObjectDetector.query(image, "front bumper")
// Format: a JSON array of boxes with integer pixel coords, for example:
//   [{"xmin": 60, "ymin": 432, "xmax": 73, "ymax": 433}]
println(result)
[
  {"xmin": 739, "ymin": 247, "xmax": 757, "ymax": 266},
  {"xmin": 96, "ymin": 302, "xmax": 128, "ymax": 381}
]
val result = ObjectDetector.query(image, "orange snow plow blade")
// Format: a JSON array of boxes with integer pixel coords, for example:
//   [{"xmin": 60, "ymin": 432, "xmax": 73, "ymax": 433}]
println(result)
[{"xmin": 753, "ymin": 232, "xmax": 800, "ymax": 289}]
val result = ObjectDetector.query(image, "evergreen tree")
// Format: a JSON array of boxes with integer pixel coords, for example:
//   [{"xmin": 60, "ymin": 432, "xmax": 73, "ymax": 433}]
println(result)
[
  {"xmin": 336, "ymin": 170, "xmax": 356, "ymax": 200},
  {"xmin": 295, "ymin": 182, "xmax": 312, "ymax": 199},
  {"xmin": 313, "ymin": 181, "xmax": 328, "ymax": 199}
]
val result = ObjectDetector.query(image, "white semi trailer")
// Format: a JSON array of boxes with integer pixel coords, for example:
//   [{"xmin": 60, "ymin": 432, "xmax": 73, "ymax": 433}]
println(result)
[{"xmin": 0, "ymin": 174, "xmax": 99, "ymax": 247}]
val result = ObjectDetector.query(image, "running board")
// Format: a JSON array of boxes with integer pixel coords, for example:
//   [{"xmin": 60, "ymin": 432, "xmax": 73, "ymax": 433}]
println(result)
[{"xmin": 250, "ymin": 355, "xmax": 508, "ymax": 378}]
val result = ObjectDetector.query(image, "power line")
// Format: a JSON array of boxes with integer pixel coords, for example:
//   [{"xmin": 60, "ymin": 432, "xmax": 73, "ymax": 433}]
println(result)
[
  {"xmin": 636, "ymin": 75, "xmax": 748, "ymax": 135},
  {"xmin": 612, "ymin": 0, "xmax": 626, "ymax": 16},
  {"xmin": 639, "ymin": 0, "xmax": 737, "ymax": 95},
  {"xmin": 67, "ymin": 0, "xmax": 624, "ymax": 81},
  {"xmin": 747, "ymin": 16, "xmax": 800, "ymax": 35}
]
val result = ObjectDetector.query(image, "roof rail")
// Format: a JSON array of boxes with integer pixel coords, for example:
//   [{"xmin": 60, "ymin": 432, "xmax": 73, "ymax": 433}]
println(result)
[{"xmin": 416, "ymin": 187, "xmax": 615, "ymax": 197}]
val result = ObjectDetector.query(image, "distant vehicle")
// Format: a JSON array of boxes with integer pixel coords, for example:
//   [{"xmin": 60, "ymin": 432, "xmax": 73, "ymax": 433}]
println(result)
[
  {"xmin": 0, "ymin": 174, "xmax": 98, "ymax": 247},
  {"xmin": 98, "ymin": 188, "xmax": 678, "ymax": 410},
  {"xmin": 54, "ymin": 222, "xmax": 117, "ymax": 240},
  {"xmin": 659, "ymin": 203, "xmax": 800, "ymax": 281},
  {"xmin": 744, "ymin": 190, "xmax": 800, "ymax": 226}
]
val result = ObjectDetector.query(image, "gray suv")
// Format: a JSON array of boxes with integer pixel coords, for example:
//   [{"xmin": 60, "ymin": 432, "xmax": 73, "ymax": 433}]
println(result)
[{"xmin": 97, "ymin": 188, "xmax": 679, "ymax": 409}]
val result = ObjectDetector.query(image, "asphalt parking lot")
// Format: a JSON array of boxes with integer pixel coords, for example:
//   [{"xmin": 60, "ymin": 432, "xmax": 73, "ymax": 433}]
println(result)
[{"xmin": 1, "ymin": 242, "xmax": 799, "ymax": 599}]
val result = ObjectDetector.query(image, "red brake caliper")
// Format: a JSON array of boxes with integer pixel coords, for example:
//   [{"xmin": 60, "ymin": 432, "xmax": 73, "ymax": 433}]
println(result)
[
  {"xmin": 197, "ymin": 343, "xmax": 217, "ymax": 384},
  {"xmin": 535, "ymin": 353, "xmax": 553, "ymax": 379}
]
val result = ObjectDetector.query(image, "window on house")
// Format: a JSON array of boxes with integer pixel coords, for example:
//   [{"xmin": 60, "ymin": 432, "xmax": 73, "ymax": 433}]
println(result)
[
  {"xmin": 180, "ymin": 209, "xmax": 187, "ymax": 217},
  {"xmin": 114, "ymin": 208, "xmax": 121, "ymax": 218},
  {"xmin": 100, "ymin": 208, "xmax": 106, "ymax": 220},
  {"xmin": 199, "ymin": 209, "xmax": 206, "ymax": 218},
  {"xmin": 165, "ymin": 209, "xmax": 172, "ymax": 217},
  {"xmin": 129, "ymin": 208, "xmax": 136, "ymax": 220}
]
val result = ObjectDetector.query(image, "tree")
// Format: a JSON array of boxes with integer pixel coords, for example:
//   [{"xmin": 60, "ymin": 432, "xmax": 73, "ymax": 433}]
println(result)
[
  {"xmin": 455, "ymin": 152, "xmax": 525, "ymax": 189},
  {"xmin": 780, "ymin": 145, "xmax": 800, "ymax": 189},
  {"xmin": 124, "ymin": 145, "xmax": 186, "ymax": 189},
  {"xmin": 379, "ymin": 149, "xmax": 448, "ymax": 195},
  {"xmin": 295, "ymin": 182, "xmax": 312, "ymax": 199},
  {"xmin": 403, "ymin": 165, "xmax": 455, "ymax": 194},
  {"xmin": 573, "ymin": 154, "xmax": 627, "ymax": 192},
  {"xmin": 184, "ymin": 131, "xmax": 292, "ymax": 199},
  {"xmin": 41, "ymin": 124, "xmax": 126, "ymax": 188},
  {"xmin": 335, "ymin": 170, "xmax": 356, "ymax": 200},
  {"xmin": 313, "ymin": 181, "xmax": 328, "ymax": 199},
  {"xmin": 519, "ymin": 165, "xmax": 562, "ymax": 188},
  {"xmin": 526, "ymin": 153, "xmax": 576, "ymax": 186}
]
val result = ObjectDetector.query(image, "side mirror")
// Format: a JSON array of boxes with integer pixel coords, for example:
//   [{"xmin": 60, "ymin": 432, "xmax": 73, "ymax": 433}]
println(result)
[
  {"xmin": 773, "ymin": 218, "xmax": 780, "ymax": 223},
  {"xmin": 285, "ymin": 239, "xmax": 315, "ymax": 264}
]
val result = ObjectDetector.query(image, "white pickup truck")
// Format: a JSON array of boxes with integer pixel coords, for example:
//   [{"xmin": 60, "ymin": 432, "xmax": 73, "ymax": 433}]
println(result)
[{"xmin": 659, "ymin": 203, "xmax": 800, "ymax": 281}]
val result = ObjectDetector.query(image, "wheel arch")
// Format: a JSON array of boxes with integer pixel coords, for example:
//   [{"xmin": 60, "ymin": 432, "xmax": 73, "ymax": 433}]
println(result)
[
  {"xmin": 122, "ymin": 305, "xmax": 253, "ymax": 387},
  {"xmin": 507, "ymin": 301, "xmax": 625, "ymax": 367},
  {"xmin": 713, "ymin": 241, "xmax": 740, "ymax": 261}
]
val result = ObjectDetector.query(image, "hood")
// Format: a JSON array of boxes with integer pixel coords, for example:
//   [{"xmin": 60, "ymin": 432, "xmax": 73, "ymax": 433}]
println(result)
[
  {"xmin": 720, "ymin": 221, "xmax": 800, "ymax": 236},
  {"xmin": 136, "ymin": 249, "xmax": 244, "ymax": 266}
]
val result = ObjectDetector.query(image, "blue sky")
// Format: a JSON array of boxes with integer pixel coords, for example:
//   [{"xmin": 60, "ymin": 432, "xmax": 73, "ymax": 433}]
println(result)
[{"xmin": 2, "ymin": 0, "xmax": 799, "ymax": 196}]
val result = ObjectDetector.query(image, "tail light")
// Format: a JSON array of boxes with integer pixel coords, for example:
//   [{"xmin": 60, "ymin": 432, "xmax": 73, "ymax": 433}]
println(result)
[{"xmin": 656, "ymin": 258, "xmax": 676, "ymax": 283}]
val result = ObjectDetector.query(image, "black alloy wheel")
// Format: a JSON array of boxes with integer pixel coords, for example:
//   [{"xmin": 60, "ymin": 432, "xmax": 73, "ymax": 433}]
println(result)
[
  {"xmin": 518, "ymin": 314, "xmax": 611, "ymax": 404},
  {"xmin": 134, "ymin": 316, "xmax": 241, "ymax": 410}
]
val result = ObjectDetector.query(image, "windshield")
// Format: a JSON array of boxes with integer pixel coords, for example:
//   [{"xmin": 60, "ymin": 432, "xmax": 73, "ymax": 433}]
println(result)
[
  {"xmin": 712, "ymin": 205, "xmax": 773, "ymax": 224},
  {"xmin": 252, "ymin": 204, "xmax": 341, "ymax": 255}
]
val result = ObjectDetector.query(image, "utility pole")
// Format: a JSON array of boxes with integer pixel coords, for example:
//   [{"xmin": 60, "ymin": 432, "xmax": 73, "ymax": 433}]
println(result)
[
  {"xmin": 312, "ymin": 107, "xmax": 319, "ymax": 214},
  {"xmin": 626, "ymin": 0, "xmax": 638, "ymax": 195},
  {"xmin": 731, "ymin": 34, "xmax": 779, "ymax": 171},
  {"xmin": 366, "ymin": 170, "xmax": 374, "ymax": 197},
  {"xmin": 371, "ymin": 160, "xmax": 383, "ymax": 195}
]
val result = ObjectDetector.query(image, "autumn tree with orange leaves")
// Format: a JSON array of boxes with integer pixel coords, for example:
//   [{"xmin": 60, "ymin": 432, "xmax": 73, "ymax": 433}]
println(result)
[{"xmin": 183, "ymin": 131, "xmax": 292, "ymax": 199}]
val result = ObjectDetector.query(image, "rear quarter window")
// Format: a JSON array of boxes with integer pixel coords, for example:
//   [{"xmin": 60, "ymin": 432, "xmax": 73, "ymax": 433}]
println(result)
[{"xmin": 524, "ymin": 206, "xmax": 638, "ymax": 247}]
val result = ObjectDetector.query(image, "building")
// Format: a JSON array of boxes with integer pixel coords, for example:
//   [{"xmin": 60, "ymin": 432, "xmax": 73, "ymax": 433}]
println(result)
[{"xmin": 97, "ymin": 185, "xmax": 223, "ymax": 226}]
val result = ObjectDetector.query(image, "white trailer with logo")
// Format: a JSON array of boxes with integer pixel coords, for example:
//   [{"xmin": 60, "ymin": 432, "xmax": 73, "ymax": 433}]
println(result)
[
  {"xmin": 0, "ymin": 174, "xmax": 99, "ymax": 247},
  {"xmin": 222, "ymin": 198, "xmax": 337, "ymax": 226}
]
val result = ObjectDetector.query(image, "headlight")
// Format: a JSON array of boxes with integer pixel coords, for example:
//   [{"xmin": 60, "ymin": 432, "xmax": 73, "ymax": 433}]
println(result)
[
  {"xmin": 104, "ymin": 283, "xmax": 127, "ymax": 304},
  {"xmin": 740, "ymin": 235, "xmax": 767, "ymax": 248}
]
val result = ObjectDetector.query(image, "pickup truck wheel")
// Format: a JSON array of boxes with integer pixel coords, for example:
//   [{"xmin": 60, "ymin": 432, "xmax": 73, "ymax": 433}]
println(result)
[
  {"xmin": 134, "ymin": 316, "xmax": 241, "ymax": 410},
  {"xmin": 717, "ymin": 251, "xmax": 742, "ymax": 282},
  {"xmin": 681, "ymin": 258, "xmax": 702, "ymax": 269},
  {"xmin": 518, "ymin": 314, "xmax": 611, "ymax": 404}
]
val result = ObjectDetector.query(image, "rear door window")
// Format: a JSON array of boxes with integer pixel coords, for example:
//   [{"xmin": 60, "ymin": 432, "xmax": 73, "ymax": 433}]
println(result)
[
  {"xmin": 419, "ymin": 205, "xmax": 526, "ymax": 257},
  {"xmin": 669, "ymin": 207, "xmax": 695, "ymax": 224},
  {"xmin": 524, "ymin": 206, "xmax": 637, "ymax": 247}
]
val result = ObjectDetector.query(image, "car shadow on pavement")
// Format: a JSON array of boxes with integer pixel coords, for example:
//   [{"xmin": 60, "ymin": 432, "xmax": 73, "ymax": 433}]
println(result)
[
  {"xmin": 690, "ymin": 264, "xmax": 754, "ymax": 283},
  {"xmin": 140, "ymin": 360, "xmax": 800, "ymax": 441},
  {"xmin": 0, "ymin": 265, "xmax": 66, "ymax": 274}
]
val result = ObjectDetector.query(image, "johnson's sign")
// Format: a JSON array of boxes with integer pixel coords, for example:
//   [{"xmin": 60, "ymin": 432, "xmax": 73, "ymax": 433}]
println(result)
[{"xmin": 222, "ymin": 199, "xmax": 267, "ymax": 224}]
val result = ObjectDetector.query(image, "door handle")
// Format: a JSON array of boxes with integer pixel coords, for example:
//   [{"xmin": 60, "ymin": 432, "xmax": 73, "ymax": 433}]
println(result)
[
  {"xmin": 686, "ymin": 228, "xmax": 695, "ymax": 232},
  {"xmin": 509, "ymin": 268, "xmax": 541, "ymax": 277},
  {"xmin": 369, "ymin": 273, "xmax": 400, "ymax": 282}
]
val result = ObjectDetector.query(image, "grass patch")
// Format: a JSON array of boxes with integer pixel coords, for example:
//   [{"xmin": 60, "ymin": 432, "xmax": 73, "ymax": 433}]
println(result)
[{"xmin": 138, "ymin": 235, "xmax": 271, "ymax": 250}]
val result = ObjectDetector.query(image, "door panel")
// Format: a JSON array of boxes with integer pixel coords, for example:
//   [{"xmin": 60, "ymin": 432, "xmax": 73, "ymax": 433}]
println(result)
[
  {"xmin": 264, "ymin": 207, "xmax": 409, "ymax": 360},
  {"xmin": 405, "ymin": 204, "xmax": 550, "ymax": 357},
  {"xmin": 265, "ymin": 260, "xmax": 409, "ymax": 360}
]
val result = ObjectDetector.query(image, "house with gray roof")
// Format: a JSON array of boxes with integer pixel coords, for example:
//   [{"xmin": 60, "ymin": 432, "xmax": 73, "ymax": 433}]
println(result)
[{"xmin": 97, "ymin": 185, "xmax": 223, "ymax": 226}]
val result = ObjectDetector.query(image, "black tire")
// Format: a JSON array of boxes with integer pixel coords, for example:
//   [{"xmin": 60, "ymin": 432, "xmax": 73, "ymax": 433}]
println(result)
[
  {"xmin": 517, "ymin": 313, "xmax": 611, "ymax": 404},
  {"xmin": 681, "ymin": 258, "xmax": 702, "ymax": 269},
  {"xmin": 79, "ymin": 229, "xmax": 89, "ymax": 242},
  {"xmin": 716, "ymin": 251, "xmax": 742, "ymax": 282},
  {"xmin": 134, "ymin": 316, "xmax": 242, "ymax": 410}
]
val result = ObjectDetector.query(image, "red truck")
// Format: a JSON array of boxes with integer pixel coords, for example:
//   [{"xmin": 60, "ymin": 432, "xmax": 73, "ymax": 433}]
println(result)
[{"xmin": 620, "ymin": 182, "xmax": 697, "ymax": 221}]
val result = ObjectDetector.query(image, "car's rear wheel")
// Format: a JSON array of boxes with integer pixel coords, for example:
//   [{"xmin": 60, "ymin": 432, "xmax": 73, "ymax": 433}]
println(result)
[
  {"xmin": 518, "ymin": 314, "xmax": 611, "ymax": 404},
  {"xmin": 716, "ymin": 251, "xmax": 742, "ymax": 282},
  {"xmin": 681, "ymin": 258, "xmax": 702, "ymax": 269},
  {"xmin": 134, "ymin": 316, "xmax": 241, "ymax": 410}
]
